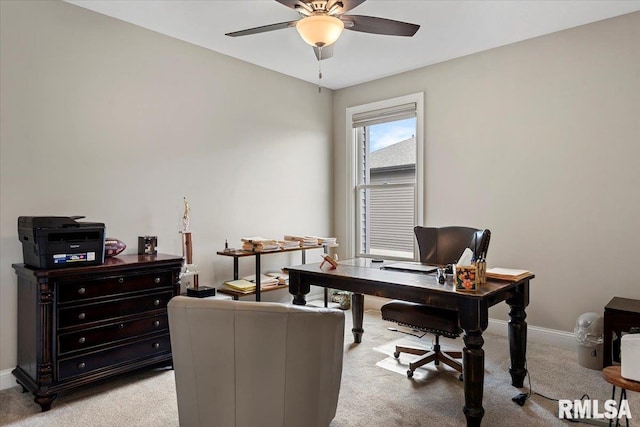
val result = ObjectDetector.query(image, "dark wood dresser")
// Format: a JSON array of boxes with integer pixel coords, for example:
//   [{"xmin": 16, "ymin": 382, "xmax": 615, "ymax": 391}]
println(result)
[{"xmin": 12, "ymin": 253, "xmax": 183, "ymax": 411}]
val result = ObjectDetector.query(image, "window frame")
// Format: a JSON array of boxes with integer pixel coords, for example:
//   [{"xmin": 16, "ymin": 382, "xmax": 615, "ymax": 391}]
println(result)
[{"xmin": 345, "ymin": 93, "xmax": 425, "ymax": 260}]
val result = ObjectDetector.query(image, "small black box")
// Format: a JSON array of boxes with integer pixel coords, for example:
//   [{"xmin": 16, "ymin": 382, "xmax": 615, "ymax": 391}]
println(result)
[{"xmin": 18, "ymin": 216, "xmax": 105, "ymax": 269}]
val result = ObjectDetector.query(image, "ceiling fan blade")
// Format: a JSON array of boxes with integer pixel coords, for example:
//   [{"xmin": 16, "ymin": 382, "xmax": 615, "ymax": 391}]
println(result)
[
  {"xmin": 341, "ymin": 15, "xmax": 419, "ymax": 37},
  {"xmin": 313, "ymin": 44, "xmax": 334, "ymax": 61},
  {"xmin": 225, "ymin": 20, "xmax": 298, "ymax": 37}
]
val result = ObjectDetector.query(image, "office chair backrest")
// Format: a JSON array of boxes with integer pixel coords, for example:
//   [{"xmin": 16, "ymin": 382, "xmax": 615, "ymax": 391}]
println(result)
[{"xmin": 414, "ymin": 226, "xmax": 491, "ymax": 265}]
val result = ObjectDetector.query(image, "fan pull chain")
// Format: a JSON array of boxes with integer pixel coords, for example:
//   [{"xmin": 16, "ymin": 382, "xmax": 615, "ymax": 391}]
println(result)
[{"xmin": 318, "ymin": 46, "xmax": 323, "ymax": 93}]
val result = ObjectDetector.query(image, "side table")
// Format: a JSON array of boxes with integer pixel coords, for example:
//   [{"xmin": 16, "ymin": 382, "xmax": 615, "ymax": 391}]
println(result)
[
  {"xmin": 602, "ymin": 366, "xmax": 640, "ymax": 427},
  {"xmin": 603, "ymin": 297, "xmax": 640, "ymax": 368}
]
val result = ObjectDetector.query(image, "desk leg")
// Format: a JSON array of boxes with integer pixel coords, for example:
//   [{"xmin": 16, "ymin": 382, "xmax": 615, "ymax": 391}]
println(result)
[
  {"xmin": 459, "ymin": 299, "xmax": 488, "ymax": 427},
  {"xmin": 288, "ymin": 271, "xmax": 309, "ymax": 306},
  {"xmin": 507, "ymin": 280, "xmax": 529, "ymax": 388},
  {"xmin": 351, "ymin": 293, "xmax": 364, "ymax": 343}
]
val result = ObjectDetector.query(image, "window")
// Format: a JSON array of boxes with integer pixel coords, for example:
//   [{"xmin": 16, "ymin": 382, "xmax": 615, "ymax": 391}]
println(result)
[{"xmin": 346, "ymin": 93, "xmax": 424, "ymax": 260}]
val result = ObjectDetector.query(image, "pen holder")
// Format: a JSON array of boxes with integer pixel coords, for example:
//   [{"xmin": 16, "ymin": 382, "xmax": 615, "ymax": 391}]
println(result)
[
  {"xmin": 454, "ymin": 265, "xmax": 478, "ymax": 292},
  {"xmin": 475, "ymin": 259, "xmax": 487, "ymax": 284}
]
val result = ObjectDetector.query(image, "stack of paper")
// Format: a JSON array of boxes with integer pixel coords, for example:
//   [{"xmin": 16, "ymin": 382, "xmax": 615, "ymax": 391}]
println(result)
[
  {"xmin": 222, "ymin": 279, "xmax": 256, "ymax": 294},
  {"xmin": 243, "ymin": 274, "xmax": 280, "ymax": 288},
  {"xmin": 241, "ymin": 237, "xmax": 280, "ymax": 252},
  {"xmin": 486, "ymin": 268, "xmax": 532, "ymax": 281},
  {"xmin": 266, "ymin": 270, "xmax": 289, "ymax": 285},
  {"xmin": 284, "ymin": 235, "xmax": 320, "ymax": 247},
  {"xmin": 313, "ymin": 236, "xmax": 338, "ymax": 246},
  {"xmin": 279, "ymin": 240, "xmax": 301, "ymax": 249}
]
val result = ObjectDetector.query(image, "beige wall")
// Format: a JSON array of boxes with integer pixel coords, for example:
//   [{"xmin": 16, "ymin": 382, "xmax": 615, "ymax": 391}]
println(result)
[
  {"xmin": 333, "ymin": 12, "xmax": 640, "ymax": 332},
  {"xmin": 1, "ymin": 0, "xmax": 638, "ymax": 386},
  {"xmin": 0, "ymin": 1, "xmax": 333, "ymax": 378}
]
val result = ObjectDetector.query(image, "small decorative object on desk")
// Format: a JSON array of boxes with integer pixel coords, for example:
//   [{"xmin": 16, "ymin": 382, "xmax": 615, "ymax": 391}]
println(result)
[
  {"xmin": 105, "ymin": 238, "xmax": 126, "ymax": 257},
  {"xmin": 222, "ymin": 238, "xmax": 235, "ymax": 253},
  {"xmin": 138, "ymin": 236, "xmax": 157, "ymax": 255},
  {"xmin": 319, "ymin": 254, "xmax": 338, "ymax": 270},
  {"xmin": 454, "ymin": 248, "xmax": 477, "ymax": 292},
  {"xmin": 454, "ymin": 265, "xmax": 478, "ymax": 292},
  {"xmin": 179, "ymin": 197, "xmax": 215, "ymax": 298}
]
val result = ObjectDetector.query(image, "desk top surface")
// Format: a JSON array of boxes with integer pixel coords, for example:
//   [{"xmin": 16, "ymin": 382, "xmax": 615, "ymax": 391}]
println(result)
[
  {"xmin": 287, "ymin": 258, "xmax": 533, "ymax": 300},
  {"xmin": 605, "ymin": 297, "xmax": 640, "ymax": 313},
  {"xmin": 12, "ymin": 253, "xmax": 184, "ymax": 276}
]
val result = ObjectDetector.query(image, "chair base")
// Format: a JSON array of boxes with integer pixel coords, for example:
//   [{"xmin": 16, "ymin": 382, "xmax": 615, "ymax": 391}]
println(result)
[{"xmin": 393, "ymin": 341, "xmax": 463, "ymax": 380}]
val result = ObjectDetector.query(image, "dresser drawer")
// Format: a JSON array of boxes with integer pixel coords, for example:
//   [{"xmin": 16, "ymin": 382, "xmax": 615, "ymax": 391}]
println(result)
[
  {"xmin": 58, "ymin": 313, "xmax": 168, "ymax": 355},
  {"xmin": 57, "ymin": 334, "xmax": 171, "ymax": 381},
  {"xmin": 58, "ymin": 271, "xmax": 173, "ymax": 303},
  {"xmin": 57, "ymin": 291, "xmax": 173, "ymax": 329}
]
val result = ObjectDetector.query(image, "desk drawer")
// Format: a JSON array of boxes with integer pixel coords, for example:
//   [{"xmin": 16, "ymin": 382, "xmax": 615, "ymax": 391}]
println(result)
[
  {"xmin": 58, "ymin": 291, "xmax": 173, "ymax": 329},
  {"xmin": 58, "ymin": 271, "xmax": 173, "ymax": 303},
  {"xmin": 58, "ymin": 334, "xmax": 171, "ymax": 381},
  {"xmin": 58, "ymin": 314, "xmax": 168, "ymax": 355}
]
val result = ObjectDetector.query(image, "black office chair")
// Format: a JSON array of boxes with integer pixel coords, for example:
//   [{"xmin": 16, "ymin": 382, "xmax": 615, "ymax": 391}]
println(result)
[{"xmin": 381, "ymin": 226, "xmax": 491, "ymax": 379}]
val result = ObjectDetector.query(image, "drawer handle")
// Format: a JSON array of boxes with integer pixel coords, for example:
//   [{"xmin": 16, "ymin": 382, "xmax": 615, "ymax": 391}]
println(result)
[
  {"xmin": 152, "ymin": 342, "xmax": 160, "ymax": 349},
  {"xmin": 119, "ymin": 323, "xmax": 125, "ymax": 329},
  {"xmin": 78, "ymin": 337, "xmax": 86, "ymax": 344},
  {"xmin": 77, "ymin": 287, "xmax": 86, "ymax": 295},
  {"xmin": 154, "ymin": 277, "xmax": 161, "ymax": 284},
  {"xmin": 153, "ymin": 320, "xmax": 160, "ymax": 327},
  {"xmin": 153, "ymin": 299, "xmax": 160, "ymax": 306},
  {"xmin": 78, "ymin": 312, "xmax": 86, "ymax": 320},
  {"xmin": 118, "ymin": 277, "xmax": 124, "ymax": 284},
  {"xmin": 78, "ymin": 362, "xmax": 86, "ymax": 369}
]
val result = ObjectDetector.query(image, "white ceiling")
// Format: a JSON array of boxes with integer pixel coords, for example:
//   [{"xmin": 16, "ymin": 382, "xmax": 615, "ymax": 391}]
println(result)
[{"xmin": 65, "ymin": 0, "xmax": 640, "ymax": 90}]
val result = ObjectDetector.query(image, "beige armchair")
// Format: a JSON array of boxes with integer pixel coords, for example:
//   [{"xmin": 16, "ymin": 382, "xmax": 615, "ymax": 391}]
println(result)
[{"xmin": 167, "ymin": 296, "xmax": 345, "ymax": 427}]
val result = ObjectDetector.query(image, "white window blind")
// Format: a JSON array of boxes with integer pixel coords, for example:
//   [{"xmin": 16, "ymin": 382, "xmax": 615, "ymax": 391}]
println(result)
[{"xmin": 351, "ymin": 103, "xmax": 416, "ymax": 128}]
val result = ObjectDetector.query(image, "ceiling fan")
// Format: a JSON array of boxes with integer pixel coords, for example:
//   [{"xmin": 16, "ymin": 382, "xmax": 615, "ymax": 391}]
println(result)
[{"xmin": 225, "ymin": 0, "xmax": 420, "ymax": 63}]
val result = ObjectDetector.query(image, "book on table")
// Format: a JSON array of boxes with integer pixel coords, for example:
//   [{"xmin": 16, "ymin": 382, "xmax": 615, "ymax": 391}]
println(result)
[
  {"xmin": 279, "ymin": 240, "xmax": 301, "ymax": 249},
  {"xmin": 241, "ymin": 236, "xmax": 280, "ymax": 252},
  {"xmin": 266, "ymin": 270, "xmax": 289, "ymax": 285},
  {"xmin": 242, "ymin": 274, "xmax": 280, "ymax": 288},
  {"xmin": 222, "ymin": 279, "xmax": 256, "ymax": 293},
  {"xmin": 486, "ymin": 268, "xmax": 532, "ymax": 281}
]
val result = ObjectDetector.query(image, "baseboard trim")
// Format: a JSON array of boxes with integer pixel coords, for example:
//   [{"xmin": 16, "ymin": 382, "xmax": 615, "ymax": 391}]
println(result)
[
  {"xmin": 364, "ymin": 295, "xmax": 575, "ymax": 351},
  {"xmin": 1, "ymin": 368, "xmax": 16, "ymax": 391},
  {"xmin": 486, "ymin": 319, "xmax": 575, "ymax": 351}
]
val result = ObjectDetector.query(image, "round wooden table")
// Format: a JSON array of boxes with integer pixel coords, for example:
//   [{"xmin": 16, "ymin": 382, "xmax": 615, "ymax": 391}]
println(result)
[{"xmin": 602, "ymin": 366, "xmax": 640, "ymax": 427}]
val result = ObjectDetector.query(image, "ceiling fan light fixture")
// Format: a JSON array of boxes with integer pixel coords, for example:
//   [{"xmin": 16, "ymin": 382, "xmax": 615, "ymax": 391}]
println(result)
[{"xmin": 296, "ymin": 15, "xmax": 344, "ymax": 47}]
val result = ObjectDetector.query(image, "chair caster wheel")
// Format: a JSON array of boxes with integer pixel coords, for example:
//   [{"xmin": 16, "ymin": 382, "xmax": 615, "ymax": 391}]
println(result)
[
  {"xmin": 459, "ymin": 374, "xmax": 463, "ymax": 381},
  {"xmin": 407, "ymin": 370, "xmax": 414, "ymax": 378},
  {"xmin": 393, "ymin": 352, "xmax": 400, "ymax": 359}
]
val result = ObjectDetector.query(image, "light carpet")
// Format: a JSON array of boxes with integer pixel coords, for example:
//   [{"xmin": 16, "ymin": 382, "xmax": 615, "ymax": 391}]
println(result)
[{"xmin": 1, "ymin": 309, "xmax": 637, "ymax": 426}]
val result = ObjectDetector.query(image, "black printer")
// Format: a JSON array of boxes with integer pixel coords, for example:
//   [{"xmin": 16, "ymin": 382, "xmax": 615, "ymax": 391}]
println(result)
[{"xmin": 18, "ymin": 216, "xmax": 105, "ymax": 269}]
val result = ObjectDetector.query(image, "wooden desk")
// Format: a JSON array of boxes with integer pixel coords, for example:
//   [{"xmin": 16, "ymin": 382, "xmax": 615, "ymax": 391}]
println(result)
[{"xmin": 287, "ymin": 258, "xmax": 534, "ymax": 427}]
